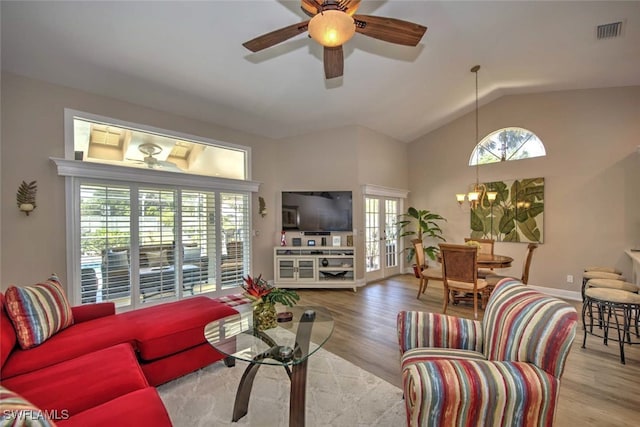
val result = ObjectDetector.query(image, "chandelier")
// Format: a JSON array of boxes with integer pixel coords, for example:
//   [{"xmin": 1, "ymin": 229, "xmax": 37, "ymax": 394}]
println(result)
[{"xmin": 456, "ymin": 65, "xmax": 497, "ymax": 208}]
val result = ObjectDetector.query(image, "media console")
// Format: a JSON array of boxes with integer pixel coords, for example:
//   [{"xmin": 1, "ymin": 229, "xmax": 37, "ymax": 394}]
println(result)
[{"xmin": 273, "ymin": 246, "xmax": 361, "ymax": 291}]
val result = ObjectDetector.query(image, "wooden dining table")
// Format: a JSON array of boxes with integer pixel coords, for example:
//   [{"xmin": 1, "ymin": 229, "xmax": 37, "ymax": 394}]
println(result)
[
  {"xmin": 436, "ymin": 252, "xmax": 514, "ymax": 269},
  {"xmin": 477, "ymin": 253, "xmax": 513, "ymax": 269}
]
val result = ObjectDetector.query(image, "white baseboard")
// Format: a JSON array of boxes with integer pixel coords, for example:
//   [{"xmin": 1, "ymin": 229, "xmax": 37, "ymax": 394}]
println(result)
[
  {"xmin": 528, "ymin": 285, "xmax": 581, "ymax": 301},
  {"xmin": 400, "ymin": 271, "xmax": 582, "ymax": 301}
]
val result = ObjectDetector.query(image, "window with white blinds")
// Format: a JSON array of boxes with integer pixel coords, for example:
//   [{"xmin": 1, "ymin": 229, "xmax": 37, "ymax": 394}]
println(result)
[
  {"xmin": 181, "ymin": 190, "xmax": 215, "ymax": 296},
  {"xmin": 220, "ymin": 192, "xmax": 250, "ymax": 289},
  {"xmin": 61, "ymin": 109, "xmax": 258, "ymax": 310},
  {"xmin": 79, "ymin": 182, "xmax": 250, "ymax": 309},
  {"xmin": 80, "ymin": 184, "xmax": 131, "ymax": 305}
]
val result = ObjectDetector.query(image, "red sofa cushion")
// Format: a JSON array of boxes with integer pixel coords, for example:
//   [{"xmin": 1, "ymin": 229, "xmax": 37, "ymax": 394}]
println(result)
[
  {"xmin": 56, "ymin": 387, "xmax": 172, "ymax": 427},
  {"xmin": 1, "ymin": 313, "xmax": 136, "ymax": 379},
  {"xmin": 70, "ymin": 302, "xmax": 115, "ymax": 323},
  {"xmin": 0, "ymin": 294, "xmax": 17, "ymax": 369},
  {"xmin": 2, "ymin": 343, "xmax": 148, "ymax": 417},
  {"xmin": 141, "ymin": 342, "xmax": 227, "ymax": 387},
  {"xmin": 122, "ymin": 296, "xmax": 237, "ymax": 361}
]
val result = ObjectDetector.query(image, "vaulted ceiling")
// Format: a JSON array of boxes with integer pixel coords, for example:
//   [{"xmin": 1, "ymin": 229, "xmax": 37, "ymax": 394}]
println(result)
[{"xmin": 2, "ymin": 1, "xmax": 639, "ymax": 142}]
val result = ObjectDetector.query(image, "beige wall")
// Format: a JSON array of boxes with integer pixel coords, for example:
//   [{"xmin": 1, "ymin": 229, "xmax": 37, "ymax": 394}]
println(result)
[
  {"xmin": 274, "ymin": 126, "xmax": 409, "ymax": 279},
  {"xmin": 356, "ymin": 126, "xmax": 409, "ymax": 190},
  {"xmin": 0, "ymin": 72, "xmax": 280, "ymax": 290},
  {"xmin": 0, "ymin": 73, "xmax": 409, "ymax": 291},
  {"xmin": 3, "ymin": 71, "xmax": 637, "ymax": 297},
  {"xmin": 407, "ymin": 86, "xmax": 640, "ymax": 296}
]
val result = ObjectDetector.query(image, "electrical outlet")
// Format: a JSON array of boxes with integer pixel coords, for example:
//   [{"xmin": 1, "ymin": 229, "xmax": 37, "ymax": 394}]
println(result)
[{"xmin": 566, "ymin": 275, "xmax": 574, "ymax": 284}]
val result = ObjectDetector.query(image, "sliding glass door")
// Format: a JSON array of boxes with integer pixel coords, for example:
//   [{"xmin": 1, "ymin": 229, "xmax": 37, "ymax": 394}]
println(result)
[{"xmin": 79, "ymin": 181, "xmax": 250, "ymax": 309}]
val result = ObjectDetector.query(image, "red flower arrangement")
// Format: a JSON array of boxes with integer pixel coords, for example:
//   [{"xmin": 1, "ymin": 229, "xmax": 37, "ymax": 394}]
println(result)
[{"xmin": 241, "ymin": 274, "xmax": 299, "ymax": 307}]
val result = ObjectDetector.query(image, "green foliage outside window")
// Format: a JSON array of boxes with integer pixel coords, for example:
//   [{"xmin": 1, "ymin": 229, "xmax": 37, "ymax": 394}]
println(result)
[{"xmin": 471, "ymin": 127, "xmax": 546, "ymax": 165}]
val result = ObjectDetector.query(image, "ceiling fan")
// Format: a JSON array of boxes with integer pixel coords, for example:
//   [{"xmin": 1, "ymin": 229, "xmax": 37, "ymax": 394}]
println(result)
[
  {"xmin": 242, "ymin": 0, "xmax": 427, "ymax": 79},
  {"xmin": 129, "ymin": 143, "xmax": 181, "ymax": 170}
]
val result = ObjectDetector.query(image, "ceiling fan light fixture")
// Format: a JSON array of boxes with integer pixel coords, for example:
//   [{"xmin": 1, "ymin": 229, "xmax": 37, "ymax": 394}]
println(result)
[
  {"xmin": 138, "ymin": 142, "xmax": 162, "ymax": 157},
  {"xmin": 308, "ymin": 10, "xmax": 355, "ymax": 47}
]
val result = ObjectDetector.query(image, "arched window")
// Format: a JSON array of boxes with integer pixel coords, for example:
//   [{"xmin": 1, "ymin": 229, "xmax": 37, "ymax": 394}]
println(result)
[{"xmin": 470, "ymin": 127, "xmax": 546, "ymax": 165}]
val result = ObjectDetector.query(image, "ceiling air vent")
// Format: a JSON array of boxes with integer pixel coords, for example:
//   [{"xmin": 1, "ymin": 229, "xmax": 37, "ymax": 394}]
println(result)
[{"xmin": 596, "ymin": 21, "xmax": 623, "ymax": 39}]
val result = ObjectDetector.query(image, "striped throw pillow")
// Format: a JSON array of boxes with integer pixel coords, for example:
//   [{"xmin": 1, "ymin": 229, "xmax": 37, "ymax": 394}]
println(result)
[
  {"xmin": 4, "ymin": 276, "xmax": 74, "ymax": 350},
  {"xmin": 0, "ymin": 385, "xmax": 58, "ymax": 426}
]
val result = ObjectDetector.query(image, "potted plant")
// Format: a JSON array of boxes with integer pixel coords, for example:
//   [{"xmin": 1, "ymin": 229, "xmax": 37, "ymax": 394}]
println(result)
[
  {"xmin": 242, "ymin": 274, "xmax": 299, "ymax": 331},
  {"xmin": 398, "ymin": 207, "xmax": 446, "ymax": 270}
]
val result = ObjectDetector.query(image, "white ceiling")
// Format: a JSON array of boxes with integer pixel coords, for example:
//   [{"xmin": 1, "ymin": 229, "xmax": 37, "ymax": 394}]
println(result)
[{"xmin": 2, "ymin": 1, "xmax": 639, "ymax": 143}]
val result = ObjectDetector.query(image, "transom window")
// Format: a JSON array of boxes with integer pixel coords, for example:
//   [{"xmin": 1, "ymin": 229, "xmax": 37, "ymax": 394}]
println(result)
[
  {"xmin": 470, "ymin": 127, "xmax": 546, "ymax": 165},
  {"xmin": 73, "ymin": 116, "xmax": 248, "ymax": 179}
]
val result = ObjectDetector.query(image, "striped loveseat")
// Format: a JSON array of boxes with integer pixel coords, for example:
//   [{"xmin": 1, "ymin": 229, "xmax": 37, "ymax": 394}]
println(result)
[{"xmin": 397, "ymin": 279, "xmax": 577, "ymax": 427}]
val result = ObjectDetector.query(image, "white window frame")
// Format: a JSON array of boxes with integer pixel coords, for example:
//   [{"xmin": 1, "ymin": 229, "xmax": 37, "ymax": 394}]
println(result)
[
  {"xmin": 470, "ymin": 127, "xmax": 546, "ymax": 165},
  {"xmin": 362, "ymin": 185, "xmax": 409, "ymax": 280},
  {"xmin": 53, "ymin": 109, "xmax": 260, "ymax": 309}
]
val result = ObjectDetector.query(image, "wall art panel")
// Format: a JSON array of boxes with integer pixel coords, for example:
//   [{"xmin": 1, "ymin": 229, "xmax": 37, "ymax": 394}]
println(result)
[{"xmin": 470, "ymin": 177, "xmax": 544, "ymax": 243}]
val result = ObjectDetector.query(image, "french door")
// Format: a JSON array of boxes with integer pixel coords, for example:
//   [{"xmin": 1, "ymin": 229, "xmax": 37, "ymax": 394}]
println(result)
[{"xmin": 364, "ymin": 196, "xmax": 401, "ymax": 282}]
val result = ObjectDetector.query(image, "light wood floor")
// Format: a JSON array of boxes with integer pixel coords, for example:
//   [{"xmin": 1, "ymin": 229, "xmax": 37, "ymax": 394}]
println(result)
[{"xmin": 294, "ymin": 274, "xmax": 640, "ymax": 426}]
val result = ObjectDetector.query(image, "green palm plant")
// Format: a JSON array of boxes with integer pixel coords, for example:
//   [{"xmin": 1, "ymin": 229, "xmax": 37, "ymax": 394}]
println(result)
[{"xmin": 398, "ymin": 207, "xmax": 446, "ymax": 263}]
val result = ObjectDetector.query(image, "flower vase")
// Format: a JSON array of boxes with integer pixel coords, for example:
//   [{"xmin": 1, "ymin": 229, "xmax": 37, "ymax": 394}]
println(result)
[{"xmin": 253, "ymin": 301, "xmax": 277, "ymax": 331}]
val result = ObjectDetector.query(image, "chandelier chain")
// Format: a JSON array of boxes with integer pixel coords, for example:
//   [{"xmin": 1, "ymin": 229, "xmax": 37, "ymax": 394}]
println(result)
[{"xmin": 474, "ymin": 66, "xmax": 480, "ymax": 186}]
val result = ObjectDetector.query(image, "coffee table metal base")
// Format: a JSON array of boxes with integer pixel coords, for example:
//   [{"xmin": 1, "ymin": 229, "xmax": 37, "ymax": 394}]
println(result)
[{"xmin": 231, "ymin": 310, "xmax": 316, "ymax": 427}]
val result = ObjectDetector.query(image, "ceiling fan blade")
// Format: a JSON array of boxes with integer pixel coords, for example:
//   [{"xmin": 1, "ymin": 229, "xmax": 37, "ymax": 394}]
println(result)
[
  {"xmin": 300, "ymin": 0, "xmax": 321, "ymax": 17},
  {"xmin": 341, "ymin": 0, "xmax": 362, "ymax": 16},
  {"xmin": 158, "ymin": 160, "xmax": 182, "ymax": 171},
  {"xmin": 324, "ymin": 46, "xmax": 344, "ymax": 79},
  {"xmin": 353, "ymin": 15, "xmax": 427, "ymax": 46},
  {"xmin": 243, "ymin": 21, "xmax": 310, "ymax": 52},
  {"xmin": 302, "ymin": 0, "xmax": 361, "ymax": 17},
  {"xmin": 125, "ymin": 158, "xmax": 145, "ymax": 165}
]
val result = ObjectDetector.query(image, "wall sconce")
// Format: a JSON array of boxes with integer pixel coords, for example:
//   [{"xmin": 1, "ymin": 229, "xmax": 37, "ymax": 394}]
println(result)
[
  {"xmin": 258, "ymin": 196, "xmax": 267, "ymax": 217},
  {"xmin": 17, "ymin": 180, "xmax": 37, "ymax": 216}
]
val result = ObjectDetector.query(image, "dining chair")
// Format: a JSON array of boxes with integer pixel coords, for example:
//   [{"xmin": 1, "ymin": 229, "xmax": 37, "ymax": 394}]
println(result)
[
  {"xmin": 411, "ymin": 239, "xmax": 443, "ymax": 299},
  {"xmin": 439, "ymin": 243, "xmax": 488, "ymax": 319},
  {"xmin": 464, "ymin": 237, "xmax": 495, "ymax": 278},
  {"xmin": 486, "ymin": 243, "xmax": 538, "ymax": 288},
  {"xmin": 464, "ymin": 237, "xmax": 495, "ymax": 255}
]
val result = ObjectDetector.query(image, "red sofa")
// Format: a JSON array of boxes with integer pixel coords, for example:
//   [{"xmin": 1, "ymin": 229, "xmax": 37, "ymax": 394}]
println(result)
[{"xmin": 0, "ymin": 294, "xmax": 239, "ymax": 426}]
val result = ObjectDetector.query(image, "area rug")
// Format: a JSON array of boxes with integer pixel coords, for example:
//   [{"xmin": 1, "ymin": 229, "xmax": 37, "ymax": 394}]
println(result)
[{"xmin": 157, "ymin": 347, "xmax": 405, "ymax": 426}]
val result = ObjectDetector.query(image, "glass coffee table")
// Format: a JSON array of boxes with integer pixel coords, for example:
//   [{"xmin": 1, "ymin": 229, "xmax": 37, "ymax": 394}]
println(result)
[{"xmin": 204, "ymin": 305, "xmax": 334, "ymax": 427}]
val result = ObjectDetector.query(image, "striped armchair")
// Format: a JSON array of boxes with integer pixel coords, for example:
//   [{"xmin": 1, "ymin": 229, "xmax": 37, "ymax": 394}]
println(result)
[{"xmin": 397, "ymin": 279, "xmax": 577, "ymax": 427}]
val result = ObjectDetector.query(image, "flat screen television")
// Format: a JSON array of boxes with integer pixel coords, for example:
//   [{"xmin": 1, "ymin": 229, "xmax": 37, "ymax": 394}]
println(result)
[{"xmin": 281, "ymin": 191, "xmax": 353, "ymax": 232}]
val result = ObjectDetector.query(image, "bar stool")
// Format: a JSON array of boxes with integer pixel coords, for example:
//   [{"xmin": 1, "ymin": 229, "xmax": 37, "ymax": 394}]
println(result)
[
  {"xmin": 581, "ymin": 271, "xmax": 625, "ymax": 300},
  {"xmin": 584, "ymin": 279, "xmax": 639, "ymax": 324},
  {"xmin": 582, "ymin": 287, "xmax": 640, "ymax": 364},
  {"xmin": 585, "ymin": 278, "xmax": 638, "ymax": 293},
  {"xmin": 584, "ymin": 266, "xmax": 622, "ymax": 275}
]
